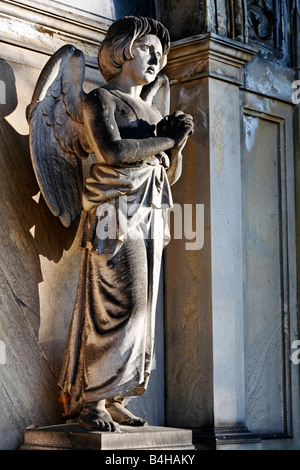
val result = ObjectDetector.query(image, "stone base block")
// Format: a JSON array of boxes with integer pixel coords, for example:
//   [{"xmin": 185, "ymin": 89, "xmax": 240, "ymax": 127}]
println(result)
[{"xmin": 21, "ymin": 424, "xmax": 195, "ymax": 450}]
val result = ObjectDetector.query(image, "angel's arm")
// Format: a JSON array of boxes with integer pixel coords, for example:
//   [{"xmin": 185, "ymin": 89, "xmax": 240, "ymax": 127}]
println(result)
[
  {"xmin": 156, "ymin": 111, "xmax": 194, "ymax": 185},
  {"xmin": 141, "ymin": 73, "xmax": 170, "ymax": 118},
  {"xmin": 165, "ymin": 146, "xmax": 184, "ymax": 186},
  {"xmin": 142, "ymin": 75, "xmax": 194, "ymax": 185},
  {"xmin": 82, "ymin": 88, "xmax": 189, "ymax": 166}
]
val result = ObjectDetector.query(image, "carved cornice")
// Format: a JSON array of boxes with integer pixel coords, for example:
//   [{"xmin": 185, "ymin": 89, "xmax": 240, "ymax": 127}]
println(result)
[
  {"xmin": 164, "ymin": 33, "xmax": 257, "ymax": 86},
  {"xmin": 0, "ymin": 0, "xmax": 109, "ymax": 65},
  {"xmin": 1, "ymin": 0, "xmax": 110, "ymax": 40}
]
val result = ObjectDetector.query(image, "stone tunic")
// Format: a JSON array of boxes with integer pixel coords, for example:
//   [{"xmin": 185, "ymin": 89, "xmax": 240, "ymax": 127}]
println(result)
[{"xmin": 58, "ymin": 155, "xmax": 173, "ymax": 415}]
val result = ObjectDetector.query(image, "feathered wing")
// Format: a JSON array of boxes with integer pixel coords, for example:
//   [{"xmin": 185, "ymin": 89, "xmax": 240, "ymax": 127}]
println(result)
[{"xmin": 28, "ymin": 44, "xmax": 92, "ymax": 227}]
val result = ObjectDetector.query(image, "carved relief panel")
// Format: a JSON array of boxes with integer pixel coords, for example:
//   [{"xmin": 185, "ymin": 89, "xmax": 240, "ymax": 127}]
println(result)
[
  {"xmin": 156, "ymin": 0, "xmax": 293, "ymax": 66},
  {"xmin": 246, "ymin": 0, "xmax": 292, "ymax": 65},
  {"xmin": 242, "ymin": 92, "xmax": 296, "ymax": 437}
]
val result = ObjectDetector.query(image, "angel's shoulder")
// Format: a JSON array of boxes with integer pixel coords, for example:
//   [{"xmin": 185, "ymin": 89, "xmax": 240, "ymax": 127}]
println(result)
[{"xmin": 84, "ymin": 87, "xmax": 116, "ymax": 111}]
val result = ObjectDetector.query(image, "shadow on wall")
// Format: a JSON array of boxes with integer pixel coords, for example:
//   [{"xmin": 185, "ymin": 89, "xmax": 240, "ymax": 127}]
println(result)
[
  {"xmin": 0, "ymin": 58, "xmax": 79, "ymax": 335},
  {"xmin": 0, "ymin": 59, "xmax": 80, "ymax": 449},
  {"xmin": 0, "ymin": 59, "xmax": 78, "ymax": 265}
]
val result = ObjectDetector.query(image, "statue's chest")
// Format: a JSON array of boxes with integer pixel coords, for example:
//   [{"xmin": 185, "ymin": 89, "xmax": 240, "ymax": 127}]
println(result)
[{"xmin": 114, "ymin": 97, "xmax": 161, "ymax": 139}]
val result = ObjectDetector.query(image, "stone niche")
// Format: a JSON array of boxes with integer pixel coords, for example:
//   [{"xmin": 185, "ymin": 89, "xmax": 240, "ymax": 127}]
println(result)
[
  {"xmin": 0, "ymin": 0, "xmax": 162, "ymax": 450},
  {"xmin": 0, "ymin": 47, "xmax": 99, "ymax": 450},
  {"xmin": 0, "ymin": 0, "xmax": 299, "ymax": 452},
  {"xmin": 0, "ymin": 0, "xmax": 102, "ymax": 450}
]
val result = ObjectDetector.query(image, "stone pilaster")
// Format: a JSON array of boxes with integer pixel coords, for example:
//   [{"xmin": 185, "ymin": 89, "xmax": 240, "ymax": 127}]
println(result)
[{"xmin": 163, "ymin": 33, "xmax": 260, "ymax": 449}]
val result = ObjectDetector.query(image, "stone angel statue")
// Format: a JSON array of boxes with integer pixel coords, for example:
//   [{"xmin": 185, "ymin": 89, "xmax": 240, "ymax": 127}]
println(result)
[{"xmin": 28, "ymin": 16, "xmax": 194, "ymax": 432}]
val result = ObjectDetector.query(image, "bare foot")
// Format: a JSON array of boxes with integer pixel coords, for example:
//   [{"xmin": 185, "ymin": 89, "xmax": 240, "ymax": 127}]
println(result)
[
  {"xmin": 78, "ymin": 400, "xmax": 119, "ymax": 432},
  {"xmin": 105, "ymin": 399, "xmax": 147, "ymax": 426}
]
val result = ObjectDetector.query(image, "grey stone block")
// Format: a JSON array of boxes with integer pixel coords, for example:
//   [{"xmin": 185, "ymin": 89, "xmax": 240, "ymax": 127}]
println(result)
[{"xmin": 21, "ymin": 424, "xmax": 195, "ymax": 450}]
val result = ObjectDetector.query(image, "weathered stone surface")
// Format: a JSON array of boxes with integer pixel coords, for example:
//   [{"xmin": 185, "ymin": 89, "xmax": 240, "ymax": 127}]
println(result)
[
  {"xmin": 156, "ymin": 0, "xmax": 248, "ymax": 43},
  {"xmin": 165, "ymin": 33, "xmax": 256, "ymax": 86},
  {"xmin": 242, "ymin": 92, "xmax": 297, "ymax": 436},
  {"xmin": 21, "ymin": 424, "xmax": 195, "ymax": 450},
  {"xmin": 163, "ymin": 35, "xmax": 255, "ymax": 429},
  {"xmin": 245, "ymin": 55, "xmax": 296, "ymax": 103},
  {"xmin": 0, "ymin": 53, "xmax": 84, "ymax": 450},
  {"xmin": 1, "ymin": 0, "xmax": 300, "ymax": 452},
  {"xmin": 26, "ymin": 16, "xmax": 192, "ymax": 433},
  {"xmin": 163, "ymin": 30, "xmax": 300, "ymax": 450}
]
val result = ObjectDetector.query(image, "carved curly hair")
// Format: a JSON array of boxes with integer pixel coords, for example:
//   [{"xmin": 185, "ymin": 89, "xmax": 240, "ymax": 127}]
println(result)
[{"xmin": 98, "ymin": 16, "xmax": 170, "ymax": 82}]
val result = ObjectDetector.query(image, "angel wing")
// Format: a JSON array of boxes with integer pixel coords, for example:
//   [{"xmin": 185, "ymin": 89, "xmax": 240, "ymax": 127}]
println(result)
[{"xmin": 28, "ymin": 44, "xmax": 92, "ymax": 227}]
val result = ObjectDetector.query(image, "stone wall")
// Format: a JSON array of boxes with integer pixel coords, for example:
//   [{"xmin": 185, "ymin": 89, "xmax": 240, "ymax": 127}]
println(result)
[
  {"xmin": 0, "ymin": 0, "xmax": 160, "ymax": 450},
  {"xmin": 0, "ymin": 0, "xmax": 299, "ymax": 451},
  {"xmin": 157, "ymin": 0, "xmax": 300, "ymax": 450},
  {"xmin": 0, "ymin": 1, "xmax": 104, "ymax": 449}
]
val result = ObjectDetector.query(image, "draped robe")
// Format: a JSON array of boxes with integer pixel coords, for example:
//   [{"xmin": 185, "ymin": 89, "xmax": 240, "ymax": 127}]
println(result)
[{"xmin": 58, "ymin": 90, "xmax": 173, "ymax": 415}]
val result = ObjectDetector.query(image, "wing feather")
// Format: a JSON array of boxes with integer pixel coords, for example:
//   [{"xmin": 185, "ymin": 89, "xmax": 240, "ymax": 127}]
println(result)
[{"xmin": 28, "ymin": 44, "xmax": 91, "ymax": 227}]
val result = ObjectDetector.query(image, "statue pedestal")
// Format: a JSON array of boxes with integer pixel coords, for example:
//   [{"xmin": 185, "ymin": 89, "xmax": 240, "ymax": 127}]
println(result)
[{"xmin": 21, "ymin": 423, "xmax": 195, "ymax": 450}]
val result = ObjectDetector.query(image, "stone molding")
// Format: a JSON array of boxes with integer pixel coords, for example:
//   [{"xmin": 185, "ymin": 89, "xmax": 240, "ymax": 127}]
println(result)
[
  {"xmin": 0, "ymin": 0, "xmax": 108, "ymax": 66},
  {"xmin": 192, "ymin": 425, "xmax": 262, "ymax": 450},
  {"xmin": 164, "ymin": 32, "xmax": 257, "ymax": 86},
  {"xmin": 1, "ymin": 0, "xmax": 109, "ymax": 40}
]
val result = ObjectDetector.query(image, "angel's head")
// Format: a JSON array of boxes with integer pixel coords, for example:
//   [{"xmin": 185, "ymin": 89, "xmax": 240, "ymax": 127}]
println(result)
[{"xmin": 98, "ymin": 16, "xmax": 170, "ymax": 83}]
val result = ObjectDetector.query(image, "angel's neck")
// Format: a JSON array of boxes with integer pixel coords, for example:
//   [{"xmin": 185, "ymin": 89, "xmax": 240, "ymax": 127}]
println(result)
[{"xmin": 106, "ymin": 76, "xmax": 143, "ymax": 100}]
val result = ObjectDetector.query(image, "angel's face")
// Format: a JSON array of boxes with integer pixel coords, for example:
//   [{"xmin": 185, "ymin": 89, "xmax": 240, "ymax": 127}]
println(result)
[{"xmin": 122, "ymin": 34, "xmax": 163, "ymax": 86}]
